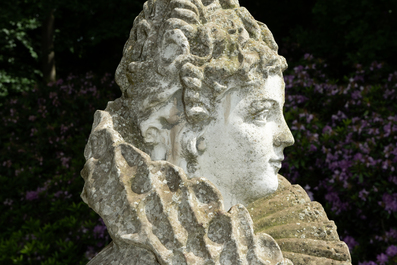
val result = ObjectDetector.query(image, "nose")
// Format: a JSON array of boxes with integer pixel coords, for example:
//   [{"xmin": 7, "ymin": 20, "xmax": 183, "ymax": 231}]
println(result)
[{"xmin": 273, "ymin": 117, "xmax": 295, "ymax": 148}]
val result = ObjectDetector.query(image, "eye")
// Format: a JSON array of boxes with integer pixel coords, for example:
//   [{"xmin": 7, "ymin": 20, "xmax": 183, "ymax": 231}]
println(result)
[
  {"xmin": 253, "ymin": 109, "xmax": 270, "ymax": 124},
  {"xmin": 249, "ymin": 100, "xmax": 274, "ymax": 125}
]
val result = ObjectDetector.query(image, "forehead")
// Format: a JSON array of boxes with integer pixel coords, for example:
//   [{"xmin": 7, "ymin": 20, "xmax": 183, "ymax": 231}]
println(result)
[{"xmin": 238, "ymin": 75, "xmax": 285, "ymax": 106}]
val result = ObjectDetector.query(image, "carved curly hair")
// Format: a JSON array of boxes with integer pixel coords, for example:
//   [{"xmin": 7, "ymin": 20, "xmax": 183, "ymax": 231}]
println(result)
[
  {"xmin": 114, "ymin": 0, "xmax": 287, "ymax": 172},
  {"xmin": 116, "ymin": 0, "xmax": 286, "ymax": 122}
]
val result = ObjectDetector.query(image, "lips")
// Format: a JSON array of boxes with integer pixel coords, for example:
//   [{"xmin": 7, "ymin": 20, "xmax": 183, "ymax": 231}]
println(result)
[
  {"xmin": 270, "ymin": 161, "xmax": 281, "ymax": 170},
  {"xmin": 269, "ymin": 158, "xmax": 284, "ymax": 172}
]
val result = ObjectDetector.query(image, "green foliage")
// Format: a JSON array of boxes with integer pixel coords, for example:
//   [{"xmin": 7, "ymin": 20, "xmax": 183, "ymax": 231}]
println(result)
[
  {"xmin": 0, "ymin": 2, "xmax": 43, "ymax": 96},
  {"xmin": 0, "ymin": 0, "xmax": 145, "ymax": 97},
  {"xmin": 0, "ymin": 73, "xmax": 120, "ymax": 264}
]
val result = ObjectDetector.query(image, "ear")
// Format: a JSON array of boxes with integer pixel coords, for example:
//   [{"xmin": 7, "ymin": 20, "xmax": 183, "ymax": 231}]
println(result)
[
  {"xmin": 196, "ymin": 136, "xmax": 207, "ymax": 152},
  {"xmin": 141, "ymin": 126, "xmax": 168, "ymax": 161},
  {"xmin": 181, "ymin": 129, "xmax": 208, "ymax": 174},
  {"xmin": 142, "ymin": 126, "xmax": 161, "ymax": 145},
  {"xmin": 187, "ymin": 137, "xmax": 198, "ymax": 157}
]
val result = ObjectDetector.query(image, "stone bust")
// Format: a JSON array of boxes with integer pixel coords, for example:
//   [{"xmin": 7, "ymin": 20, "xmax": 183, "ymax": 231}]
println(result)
[{"xmin": 81, "ymin": 0, "xmax": 352, "ymax": 264}]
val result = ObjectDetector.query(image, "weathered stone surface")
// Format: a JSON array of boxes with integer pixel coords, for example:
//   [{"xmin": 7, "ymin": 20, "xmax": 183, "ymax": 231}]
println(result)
[
  {"xmin": 249, "ymin": 176, "xmax": 351, "ymax": 265},
  {"xmin": 82, "ymin": 109, "xmax": 292, "ymax": 264},
  {"xmin": 80, "ymin": 0, "xmax": 352, "ymax": 264}
]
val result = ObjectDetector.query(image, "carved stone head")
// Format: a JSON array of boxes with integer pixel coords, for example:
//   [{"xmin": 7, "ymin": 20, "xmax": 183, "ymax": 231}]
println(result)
[
  {"xmin": 81, "ymin": 1, "xmax": 352, "ymax": 264},
  {"xmin": 114, "ymin": 0, "xmax": 294, "ymax": 210}
]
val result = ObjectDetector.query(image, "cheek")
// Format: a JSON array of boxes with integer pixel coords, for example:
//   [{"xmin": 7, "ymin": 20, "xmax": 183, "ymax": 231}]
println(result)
[
  {"xmin": 237, "ymin": 126, "xmax": 275, "ymax": 172},
  {"xmin": 234, "ymin": 123, "xmax": 274, "ymax": 151}
]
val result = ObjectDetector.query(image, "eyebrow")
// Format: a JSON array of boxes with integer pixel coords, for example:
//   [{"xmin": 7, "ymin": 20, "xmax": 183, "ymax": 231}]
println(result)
[{"xmin": 249, "ymin": 99, "xmax": 278, "ymax": 114}]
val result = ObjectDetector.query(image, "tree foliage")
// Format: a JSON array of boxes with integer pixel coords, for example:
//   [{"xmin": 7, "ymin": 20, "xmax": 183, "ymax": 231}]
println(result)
[
  {"xmin": 0, "ymin": 1, "xmax": 42, "ymax": 96},
  {"xmin": 0, "ymin": 0, "xmax": 145, "ymax": 96}
]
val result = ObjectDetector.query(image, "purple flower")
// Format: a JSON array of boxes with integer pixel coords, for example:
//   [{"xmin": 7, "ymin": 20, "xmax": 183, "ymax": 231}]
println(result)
[
  {"xmin": 359, "ymin": 189, "xmax": 369, "ymax": 201},
  {"xmin": 384, "ymin": 123, "xmax": 392, "ymax": 137},
  {"xmin": 60, "ymin": 124, "xmax": 69, "ymax": 134},
  {"xmin": 30, "ymin": 128, "xmax": 38, "ymax": 137},
  {"xmin": 54, "ymin": 191, "xmax": 63, "ymax": 198},
  {"xmin": 296, "ymin": 95, "xmax": 309, "ymax": 104},
  {"xmin": 306, "ymin": 114, "xmax": 313, "ymax": 123},
  {"xmin": 85, "ymin": 246, "xmax": 96, "ymax": 260},
  {"xmin": 309, "ymin": 144, "xmax": 318, "ymax": 152},
  {"xmin": 366, "ymin": 156, "xmax": 377, "ymax": 167},
  {"xmin": 93, "ymin": 221, "xmax": 107, "ymax": 239},
  {"xmin": 380, "ymin": 193, "xmax": 397, "ymax": 213},
  {"xmin": 388, "ymin": 72, "xmax": 396, "ymax": 82},
  {"xmin": 386, "ymin": 229, "xmax": 397, "ymax": 240},
  {"xmin": 322, "ymin": 125, "xmax": 332, "ymax": 134},
  {"xmin": 343, "ymin": 236, "xmax": 358, "ymax": 250},
  {"xmin": 49, "ymin": 92, "xmax": 57, "ymax": 99},
  {"xmin": 359, "ymin": 142, "xmax": 370, "ymax": 154},
  {"xmin": 26, "ymin": 191, "xmax": 39, "ymax": 201},
  {"xmin": 314, "ymin": 84, "xmax": 324, "ymax": 93},
  {"xmin": 351, "ymin": 91, "xmax": 362, "ymax": 100},
  {"xmin": 386, "ymin": 245, "xmax": 397, "ymax": 257},
  {"xmin": 60, "ymin": 156, "xmax": 71, "ymax": 168},
  {"xmin": 15, "ymin": 168, "xmax": 24, "ymax": 176},
  {"xmin": 354, "ymin": 153, "xmax": 364, "ymax": 163},
  {"xmin": 384, "ymin": 89, "xmax": 395, "ymax": 99},
  {"xmin": 388, "ymin": 176, "xmax": 397, "ymax": 185},
  {"xmin": 304, "ymin": 185, "xmax": 314, "ymax": 201},
  {"xmin": 338, "ymin": 160, "xmax": 351, "ymax": 171},
  {"xmin": 294, "ymin": 65, "xmax": 304, "ymax": 73},
  {"xmin": 3, "ymin": 199, "xmax": 13, "ymax": 205},
  {"xmin": 55, "ymin": 79, "xmax": 64, "ymax": 86},
  {"xmin": 324, "ymin": 191, "xmax": 348, "ymax": 214},
  {"xmin": 368, "ymin": 128, "xmax": 379, "ymax": 136},
  {"xmin": 354, "ymin": 75, "xmax": 364, "ymax": 82},
  {"xmin": 2, "ymin": 160, "xmax": 12, "ymax": 167},
  {"xmin": 304, "ymin": 53, "xmax": 313, "ymax": 60},
  {"xmin": 391, "ymin": 147, "xmax": 397, "ymax": 157},
  {"xmin": 376, "ymin": 253, "xmax": 388, "ymax": 265}
]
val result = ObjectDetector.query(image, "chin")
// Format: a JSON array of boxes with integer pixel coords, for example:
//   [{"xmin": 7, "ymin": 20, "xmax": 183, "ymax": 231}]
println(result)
[
  {"xmin": 267, "ymin": 177, "xmax": 279, "ymax": 194},
  {"xmin": 263, "ymin": 173, "xmax": 279, "ymax": 194},
  {"xmin": 246, "ymin": 173, "xmax": 279, "ymax": 204}
]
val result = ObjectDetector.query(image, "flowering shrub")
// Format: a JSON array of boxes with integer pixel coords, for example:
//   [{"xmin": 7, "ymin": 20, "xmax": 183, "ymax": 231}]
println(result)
[
  {"xmin": 0, "ymin": 73, "xmax": 118, "ymax": 264},
  {"xmin": 281, "ymin": 55, "xmax": 397, "ymax": 264},
  {"xmin": 1, "ymin": 56, "xmax": 396, "ymax": 264}
]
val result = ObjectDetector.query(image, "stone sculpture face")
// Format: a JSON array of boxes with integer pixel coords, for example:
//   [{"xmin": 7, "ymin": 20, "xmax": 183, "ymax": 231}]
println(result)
[
  {"xmin": 138, "ymin": 74, "xmax": 294, "ymax": 210},
  {"xmin": 197, "ymin": 75, "xmax": 294, "ymax": 209},
  {"xmin": 112, "ymin": 0, "xmax": 295, "ymax": 210}
]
